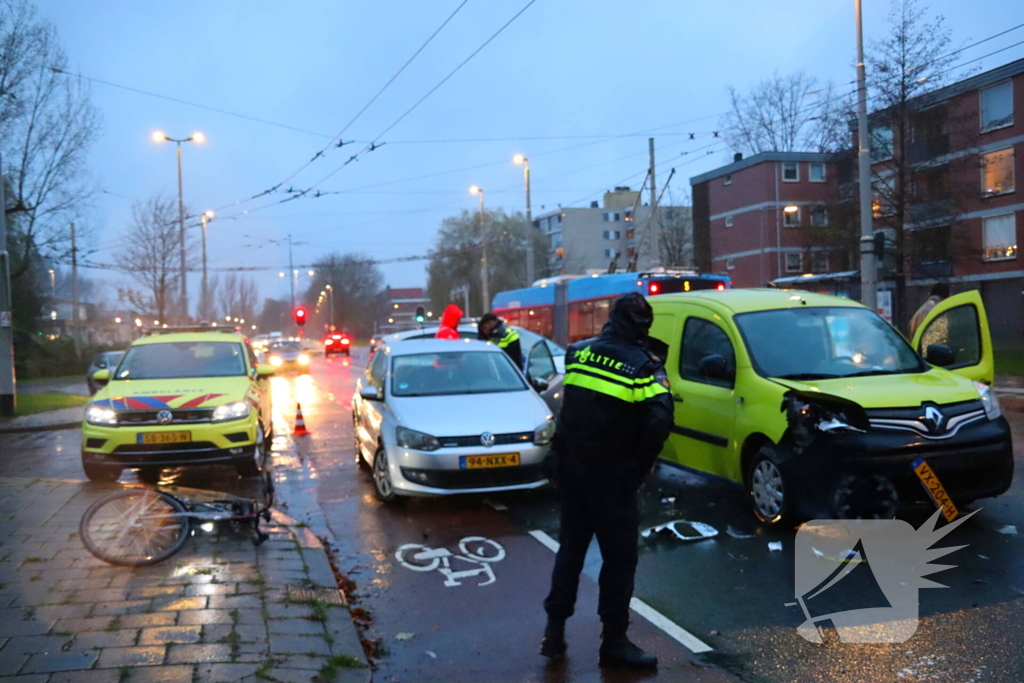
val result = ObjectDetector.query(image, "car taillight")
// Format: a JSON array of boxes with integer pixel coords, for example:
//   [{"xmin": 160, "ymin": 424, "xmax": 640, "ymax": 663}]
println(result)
[
  {"xmin": 716, "ymin": 283, "xmax": 726, "ymax": 291},
  {"xmin": 648, "ymin": 282, "xmax": 660, "ymax": 295},
  {"xmin": 325, "ymin": 339, "xmax": 334, "ymax": 345}
]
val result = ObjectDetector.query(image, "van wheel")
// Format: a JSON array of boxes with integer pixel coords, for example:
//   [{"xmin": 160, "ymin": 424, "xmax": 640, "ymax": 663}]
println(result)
[
  {"xmin": 372, "ymin": 446, "xmax": 403, "ymax": 505},
  {"xmin": 83, "ymin": 461, "xmax": 121, "ymax": 483},
  {"xmin": 746, "ymin": 446, "xmax": 794, "ymax": 527},
  {"xmin": 236, "ymin": 425, "xmax": 267, "ymax": 478}
]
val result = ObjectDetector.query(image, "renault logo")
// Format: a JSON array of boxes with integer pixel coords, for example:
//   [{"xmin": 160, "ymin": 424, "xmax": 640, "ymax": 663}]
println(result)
[
  {"xmin": 480, "ymin": 432, "xmax": 495, "ymax": 448},
  {"xmin": 922, "ymin": 405, "xmax": 945, "ymax": 433},
  {"xmin": 156, "ymin": 410, "xmax": 173, "ymax": 425}
]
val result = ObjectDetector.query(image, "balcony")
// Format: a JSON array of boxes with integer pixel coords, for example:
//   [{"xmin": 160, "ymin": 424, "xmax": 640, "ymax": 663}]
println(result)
[
  {"xmin": 908, "ymin": 199, "xmax": 951, "ymax": 226},
  {"xmin": 912, "ymin": 259, "xmax": 953, "ymax": 280},
  {"xmin": 907, "ymin": 135, "xmax": 949, "ymax": 165}
]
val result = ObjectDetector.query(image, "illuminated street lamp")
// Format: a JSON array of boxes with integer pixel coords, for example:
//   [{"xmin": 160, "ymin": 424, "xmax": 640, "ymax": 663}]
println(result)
[
  {"xmin": 470, "ymin": 185, "xmax": 488, "ymax": 315},
  {"xmin": 513, "ymin": 154, "xmax": 534, "ymax": 285},
  {"xmin": 153, "ymin": 130, "xmax": 204, "ymax": 323}
]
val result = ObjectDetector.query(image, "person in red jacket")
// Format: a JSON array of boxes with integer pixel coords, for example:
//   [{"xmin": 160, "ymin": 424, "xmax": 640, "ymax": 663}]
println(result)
[{"xmin": 435, "ymin": 304, "xmax": 463, "ymax": 340}]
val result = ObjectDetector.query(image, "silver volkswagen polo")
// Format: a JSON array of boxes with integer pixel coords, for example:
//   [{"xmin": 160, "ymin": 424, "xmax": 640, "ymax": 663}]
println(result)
[{"xmin": 352, "ymin": 338, "xmax": 555, "ymax": 503}]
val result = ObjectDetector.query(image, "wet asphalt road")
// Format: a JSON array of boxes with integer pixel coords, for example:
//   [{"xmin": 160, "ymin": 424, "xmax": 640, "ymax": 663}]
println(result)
[{"xmin": 4, "ymin": 352, "xmax": 1023, "ymax": 682}]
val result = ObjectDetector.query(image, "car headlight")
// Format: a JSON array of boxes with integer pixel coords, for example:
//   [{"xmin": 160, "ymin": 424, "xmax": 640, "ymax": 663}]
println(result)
[
  {"xmin": 86, "ymin": 405, "xmax": 118, "ymax": 426},
  {"xmin": 975, "ymin": 382, "xmax": 1002, "ymax": 420},
  {"xmin": 396, "ymin": 426, "xmax": 441, "ymax": 452},
  {"xmin": 298, "ymin": 354, "xmax": 310, "ymax": 365},
  {"xmin": 269, "ymin": 356, "xmax": 282, "ymax": 367},
  {"xmin": 533, "ymin": 418, "xmax": 556, "ymax": 445},
  {"xmin": 212, "ymin": 401, "xmax": 251, "ymax": 422}
]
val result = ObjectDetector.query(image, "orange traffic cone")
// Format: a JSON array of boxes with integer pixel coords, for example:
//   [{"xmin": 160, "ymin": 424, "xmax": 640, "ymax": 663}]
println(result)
[{"xmin": 293, "ymin": 403, "xmax": 310, "ymax": 436}]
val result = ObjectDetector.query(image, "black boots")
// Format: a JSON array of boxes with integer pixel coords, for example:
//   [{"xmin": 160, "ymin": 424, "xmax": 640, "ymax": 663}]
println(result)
[
  {"xmin": 539, "ymin": 618, "xmax": 567, "ymax": 658},
  {"xmin": 599, "ymin": 628, "xmax": 658, "ymax": 669}
]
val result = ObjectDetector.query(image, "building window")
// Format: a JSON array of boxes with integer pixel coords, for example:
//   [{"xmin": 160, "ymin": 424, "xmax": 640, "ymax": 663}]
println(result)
[
  {"xmin": 782, "ymin": 162, "xmax": 799, "ymax": 182},
  {"xmin": 982, "ymin": 148, "xmax": 1014, "ymax": 196},
  {"xmin": 783, "ymin": 207, "xmax": 801, "ymax": 227},
  {"xmin": 603, "ymin": 248, "xmax": 617, "ymax": 258},
  {"xmin": 872, "ymin": 176, "xmax": 895, "ymax": 217},
  {"xmin": 809, "ymin": 162, "xmax": 826, "ymax": 183},
  {"xmin": 983, "ymin": 213, "xmax": 1017, "ymax": 261},
  {"xmin": 724, "ymin": 173, "xmax": 732, "ymax": 186},
  {"xmin": 724, "ymin": 216, "xmax": 734, "ymax": 228},
  {"xmin": 602, "ymin": 212, "xmax": 620, "ymax": 222},
  {"xmin": 811, "ymin": 251, "xmax": 829, "ymax": 273},
  {"xmin": 726, "ymin": 258, "xmax": 735, "ymax": 270},
  {"xmin": 602, "ymin": 230, "xmax": 621, "ymax": 240},
  {"xmin": 980, "ymin": 81, "xmax": 1013, "ymax": 133},
  {"xmin": 871, "ymin": 126, "xmax": 894, "ymax": 162},
  {"xmin": 785, "ymin": 252, "xmax": 802, "ymax": 273},
  {"xmin": 810, "ymin": 207, "xmax": 828, "ymax": 227}
]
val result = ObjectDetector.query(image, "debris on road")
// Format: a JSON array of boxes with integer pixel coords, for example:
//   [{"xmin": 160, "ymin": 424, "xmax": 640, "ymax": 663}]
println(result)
[
  {"xmin": 996, "ymin": 525, "xmax": 1018, "ymax": 535},
  {"xmin": 768, "ymin": 541, "xmax": 783, "ymax": 552},
  {"xmin": 396, "ymin": 632, "xmax": 415, "ymax": 641},
  {"xmin": 426, "ymin": 651, "xmax": 438, "ymax": 659},
  {"xmin": 726, "ymin": 525, "xmax": 757, "ymax": 539},
  {"xmin": 642, "ymin": 520, "xmax": 718, "ymax": 542}
]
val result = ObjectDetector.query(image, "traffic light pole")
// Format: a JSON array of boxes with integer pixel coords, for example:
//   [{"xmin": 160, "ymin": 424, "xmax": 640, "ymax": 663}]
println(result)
[{"xmin": 0, "ymin": 152, "xmax": 15, "ymax": 416}]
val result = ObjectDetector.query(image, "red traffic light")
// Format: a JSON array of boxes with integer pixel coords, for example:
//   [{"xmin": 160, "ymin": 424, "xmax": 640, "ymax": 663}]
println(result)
[{"xmin": 293, "ymin": 306, "xmax": 308, "ymax": 326}]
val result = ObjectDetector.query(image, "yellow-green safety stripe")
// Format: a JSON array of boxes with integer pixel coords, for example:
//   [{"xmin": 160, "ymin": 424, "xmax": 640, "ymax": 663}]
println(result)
[
  {"xmin": 498, "ymin": 329, "xmax": 520, "ymax": 348},
  {"xmin": 564, "ymin": 370, "xmax": 669, "ymax": 403},
  {"xmin": 565, "ymin": 363, "xmax": 656, "ymax": 386}
]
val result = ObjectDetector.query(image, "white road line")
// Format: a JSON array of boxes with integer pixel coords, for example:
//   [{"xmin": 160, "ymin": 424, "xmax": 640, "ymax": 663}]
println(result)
[{"xmin": 528, "ymin": 528, "xmax": 713, "ymax": 654}]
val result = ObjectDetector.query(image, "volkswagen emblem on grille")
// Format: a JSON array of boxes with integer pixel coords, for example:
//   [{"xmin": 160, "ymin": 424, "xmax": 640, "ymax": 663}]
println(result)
[
  {"xmin": 480, "ymin": 432, "xmax": 495, "ymax": 448},
  {"xmin": 922, "ymin": 405, "xmax": 945, "ymax": 433},
  {"xmin": 156, "ymin": 410, "xmax": 173, "ymax": 425}
]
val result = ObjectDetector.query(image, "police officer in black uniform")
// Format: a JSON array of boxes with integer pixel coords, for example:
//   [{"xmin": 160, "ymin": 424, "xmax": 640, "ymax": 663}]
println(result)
[
  {"xmin": 478, "ymin": 312, "xmax": 523, "ymax": 368},
  {"xmin": 540, "ymin": 292, "xmax": 673, "ymax": 669}
]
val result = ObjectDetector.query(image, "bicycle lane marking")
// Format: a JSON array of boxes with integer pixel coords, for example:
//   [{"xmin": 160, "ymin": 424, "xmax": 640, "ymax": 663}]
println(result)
[
  {"xmin": 395, "ymin": 536, "xmax": 506, "ymax": 587},
  {"xmin": 529, "ymin": 528, "xmax": 714, "ymax": 654}
]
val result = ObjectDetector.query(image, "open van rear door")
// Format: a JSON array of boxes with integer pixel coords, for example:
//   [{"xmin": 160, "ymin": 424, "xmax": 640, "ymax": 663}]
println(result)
[{"xmin": 911, "ymin": 290, "xmax": 994, "ymax": 385}]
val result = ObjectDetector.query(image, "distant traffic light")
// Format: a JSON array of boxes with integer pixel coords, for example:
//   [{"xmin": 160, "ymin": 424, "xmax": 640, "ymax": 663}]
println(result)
[
  {"xmin": 873, "ymin": 230, "xmax": 886, "ymax": 257},
  {"xmin": 415, "ymin": 306, "xmax": 425, "ymax": 323},
  {"xmin": 293, "ymin": 306, "xmax": 308, "ymax": 327}
]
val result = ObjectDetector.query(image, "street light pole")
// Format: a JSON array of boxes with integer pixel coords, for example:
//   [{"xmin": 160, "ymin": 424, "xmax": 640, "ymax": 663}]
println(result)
[
  {"xmin": 855, "ymin": 0, "xmax": 878, "ymax": 311},
  {"xmin": 200, "ymin": 211, "xmax": 213, "ymax": 321},
  {"xmin": 326, "ymin": 284, "xmax": 334, "ymax": 331},
  {"xmin": 0, "ymin": 152, "xmax": 15, "ymax": 416},
  {"xmin": 514, "ymin": 155, "xmax": 534, "ymax": 285},
  {"xmin": 470, "ymin": 186, "xmax": 489, "ymax": 315},
  {"xmin": 153, "ymin": 131, "xmax": 204, "ymax": 324}
]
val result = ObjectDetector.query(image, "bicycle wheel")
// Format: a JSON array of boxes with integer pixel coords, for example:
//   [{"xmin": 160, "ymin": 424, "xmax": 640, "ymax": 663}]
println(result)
[
  {"xmin": 458, "ymin": 537, "xmax": 506, "ymax": 563},
  {"xmin": 80, "ymin": 489, "xmax": 191, "ymax": 566},
  {"xmin": 395, "ymin": 543, "xmax": 442, "ymax": 572}
]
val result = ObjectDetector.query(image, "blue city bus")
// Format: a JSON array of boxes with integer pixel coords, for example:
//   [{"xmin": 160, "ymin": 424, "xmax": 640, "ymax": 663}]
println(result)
[{"xmin": 492, "ymin": 270, "xmax": 731, "ymax": 346}]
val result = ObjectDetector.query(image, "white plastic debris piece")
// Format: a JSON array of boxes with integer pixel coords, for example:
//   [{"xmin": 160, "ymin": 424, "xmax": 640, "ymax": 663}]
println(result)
[
  {"xmin": 660, "ymin": 497, "xmax": 676, "ymax": 504},
  {"xmin": 726, "ymin": 526, "xmax": 756, "ymax": 539},
  {"xmin": 641, "ymin": 520, "xmax": 718, "ymax": 542},
  {"xmin": 978, "ymin": 554, "xmax": 990, "ymax": 560},
  {"xmin": 425, "ymin": 651, "xmax": 437, "ymax": 659},
  {"xmin": 996, "ymin": 525, "xmax": 1017, "ymax": 535},
  {"xmin": 395, "ymin": 633, "xmax": 415, "ymax": 641},
  {"xmin": 768, "ymin": 541, "xmax": 783, "ymax": 552}
]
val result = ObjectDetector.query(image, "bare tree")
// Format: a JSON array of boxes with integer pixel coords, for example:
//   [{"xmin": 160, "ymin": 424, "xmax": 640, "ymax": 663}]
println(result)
[
  {"xmin": 721, "ymin": 71, "xmax": 852, "ymax": 155},
  {"xmin": 0, "ymin": 0, "xmax": 99, "ymax": 279},
  {"xmin": 211, "ymin": 273, "xmax": 259, "ymax": 323},
  {"xmin": 305, "ymin": 253, "xmax": 386, "ymax": 337},
  {"xmin": 116, "ymin": 195, "xmax": 183, "ymax": 323}
]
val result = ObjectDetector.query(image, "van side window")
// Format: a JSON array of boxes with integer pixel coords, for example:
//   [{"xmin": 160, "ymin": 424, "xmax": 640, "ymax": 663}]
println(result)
[
  {"xmin": 919, "ymin": 304, "xmax": 981, "ymax": 369},
  {"xmin": 680, "ymin": 318, "xmax": 736, "ymax": 388}
]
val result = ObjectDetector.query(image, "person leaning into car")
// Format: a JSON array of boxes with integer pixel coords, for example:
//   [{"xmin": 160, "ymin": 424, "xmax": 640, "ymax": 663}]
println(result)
[
  {"xmin": 540, "ymin": 292, "xmax": 673, "ymax": 670},
  {"xmin": 477, "ymin": 312, "xmax": 523, "ymax": 368}
]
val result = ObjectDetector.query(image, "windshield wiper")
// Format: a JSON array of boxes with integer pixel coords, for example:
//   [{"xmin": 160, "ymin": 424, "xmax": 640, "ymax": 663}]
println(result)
[{"xmin": 772, "ymin": 373, "xmax": 842, "ymax": 380}]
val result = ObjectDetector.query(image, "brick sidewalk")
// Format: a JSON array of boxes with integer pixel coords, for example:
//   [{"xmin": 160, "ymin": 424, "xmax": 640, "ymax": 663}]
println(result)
[{"xmin": 0, "ymin": 478, "xmax": 368, "ymax": 683}]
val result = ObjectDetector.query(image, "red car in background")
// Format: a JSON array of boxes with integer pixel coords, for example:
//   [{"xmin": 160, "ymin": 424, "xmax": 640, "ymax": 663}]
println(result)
[{"xmin": 324, "ymin": 333, "xmax": 352, "ymax": 356}]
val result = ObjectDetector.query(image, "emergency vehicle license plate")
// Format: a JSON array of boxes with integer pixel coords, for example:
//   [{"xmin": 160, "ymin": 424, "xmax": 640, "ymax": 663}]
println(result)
[
  {"xmin": 460, "ymin": 453, "xmax": 520, "ymax": 469},
  {"xmin": 911, "ymin": 457, "xmax": 958, "ymax": 521},
  {"xmin": 138, "ymin": 431, "xmax": 191, "ymax": 445}
]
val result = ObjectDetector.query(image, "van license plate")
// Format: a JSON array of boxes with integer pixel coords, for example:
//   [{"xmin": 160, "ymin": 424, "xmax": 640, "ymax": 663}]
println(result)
[
  {"xmin": 911, "ymin": 458, "xmax": 958, "ymax": 521},
  {"xmin": 461, "ymin": 454, "xmax": 520, "ymax": 469},
  {"xmin": 139, "ymin": 432, "xmax": 191, "ymax": 445}
]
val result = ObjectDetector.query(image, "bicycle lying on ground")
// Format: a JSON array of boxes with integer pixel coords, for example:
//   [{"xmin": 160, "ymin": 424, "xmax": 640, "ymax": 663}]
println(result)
[{"xmin": 79, "ymin": 473, "xmax": 275, "ymax": 566}]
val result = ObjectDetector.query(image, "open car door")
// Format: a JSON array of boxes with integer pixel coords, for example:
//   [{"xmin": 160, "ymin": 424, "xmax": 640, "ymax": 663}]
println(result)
[
  {"xmin": 911, "ymin": 290, "xmax": 994, "ymax": 385},
  {"xmin": 525, "ymin": 341, "xmax": 563, "ymax": 413}
]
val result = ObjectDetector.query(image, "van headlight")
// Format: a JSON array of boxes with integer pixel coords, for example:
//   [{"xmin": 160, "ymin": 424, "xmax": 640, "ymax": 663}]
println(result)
[
  {"xmin": 86, "ymin": 405, "xmax": 118, "ymax": 426},
  {"xmin": 298, "ymin": 354, "xmax": 310, "ymax": 365},
  {"xmin": 396, "ymin": 426, "xmax": 441, "ymax": 452},
  {"xmin": 533, "ymin": 418, "xmax": 556, "ymax": 446},
  {"xmin": 212, "ymin": 401, "xmax": 251, "ymax": 422},
  {"xmin": 975, "ymin": 382, "xmax": 1002, "ymax": 420},
  {"xmin": 269, "ymin": 356, "xmax": 283, "ymax": 367}
]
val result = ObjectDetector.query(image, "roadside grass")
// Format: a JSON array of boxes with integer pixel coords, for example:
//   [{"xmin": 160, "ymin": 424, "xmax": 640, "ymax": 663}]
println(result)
[
  {"xmin": 14, "ymin": 393, "xmax": 88, "ymax": 416},
  {"xmin": 995, "ymin": 348, "xmax": 1024, "ymax": 378}
]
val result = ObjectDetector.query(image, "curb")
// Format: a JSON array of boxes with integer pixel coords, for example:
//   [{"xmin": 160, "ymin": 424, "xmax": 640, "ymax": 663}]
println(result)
[{"xmin": 0, "ymin": 420, "xmax": 81, "ymax": 435}]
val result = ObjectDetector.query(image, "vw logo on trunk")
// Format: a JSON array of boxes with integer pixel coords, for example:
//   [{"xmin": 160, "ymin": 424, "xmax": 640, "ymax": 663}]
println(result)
[
  {"xmin": 480, "ymin": 432, "xmax": 495, "ymax": 448},
  {"xmin": 156, "ymin": 410, "xmax": 173, "ymax": 425}
]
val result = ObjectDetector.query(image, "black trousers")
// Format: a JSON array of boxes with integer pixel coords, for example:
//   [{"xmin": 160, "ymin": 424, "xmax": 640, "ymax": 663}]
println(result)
[{"xmin": 543, "ymin": 453, "xmax": 640, "ymax": 633}]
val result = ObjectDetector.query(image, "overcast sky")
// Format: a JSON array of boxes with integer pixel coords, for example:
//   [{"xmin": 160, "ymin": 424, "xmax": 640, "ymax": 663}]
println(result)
[{"xmin": 37, "ymin": 0, "xmax": 1022, "ymax": 305}]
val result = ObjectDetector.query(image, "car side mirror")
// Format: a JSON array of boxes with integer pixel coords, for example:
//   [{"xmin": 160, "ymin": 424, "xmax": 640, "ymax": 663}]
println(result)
[
  {"xmin": 359, "ymin": 386, "xmax": 383, "ymax": 402},
  {"xmin": 697, "ymin": 354, "xmax": 728, "ymax": 380},
  {"xmin": 256, "ymin": 365, "xmax": 276, "ymax": 378},
  {"xmin": 531, "ymin": 377, "xmax": 549, "ymax": 393},
  {"xmin": 91, "ymin": 369, "xmax": 111, "ymax": 385},
  {"xmin": 925, "ymin": 344, "xmax": 955, "ymax": 367}
]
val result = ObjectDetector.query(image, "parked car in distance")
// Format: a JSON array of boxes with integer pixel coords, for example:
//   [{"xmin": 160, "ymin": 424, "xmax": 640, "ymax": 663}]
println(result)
[
  {"xmin": 325, "ymin": 333, "xmax": 352, "ymax": 356},
  {"xmin": 647, "ymin": 288, "xmax": 1012, "ymax": 527},
  {"xmin": 352, "ymin": 339, "xmax": 555, "ymax": 503},
  {"xmin": 87, "ymin": 351, "xmax": 125, "ymax": 394}
]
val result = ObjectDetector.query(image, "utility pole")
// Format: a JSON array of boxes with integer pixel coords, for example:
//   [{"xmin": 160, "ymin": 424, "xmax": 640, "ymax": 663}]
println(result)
[
  {"xmin": 70, "ymin": 222, "xmax": 79, "ymax": 354},
  {"xmin": 515, "ymin": 155, "xmax": 534, "ymax": 286},
  {"xmin": 288, "ymin": 234, "xmax": 295, "ymax": 307},
  {"xmin": 176, "ymin": 142, "xmax": 188, "ymax": 324},
  {"xmin": 0, "ymin": 152, "xmax": 15, "ymax": 416},
  {"xmin": 855, "ymin": 0, "xmax": 878, "ymax": 312},
  {"xmin": 648, "ymin": 138, "xmax": 658, "ymax": 269}
]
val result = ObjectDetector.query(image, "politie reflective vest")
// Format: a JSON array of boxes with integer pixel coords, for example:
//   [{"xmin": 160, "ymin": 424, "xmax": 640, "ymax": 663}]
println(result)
[
  {"xmin": 482, "ymin": 322, "xmax": 523, "ymax": 368},
  {"xmin": 555, "ymin": 293, "xmax": 673, "ymax": 475}
]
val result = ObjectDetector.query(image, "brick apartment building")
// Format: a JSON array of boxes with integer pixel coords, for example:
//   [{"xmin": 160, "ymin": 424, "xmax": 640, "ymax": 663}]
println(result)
[{"xmin": 692, "ymin": 57, "xmax": 1023, "ymax": 345}]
